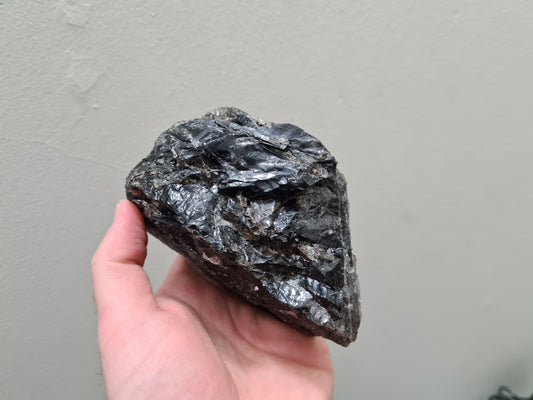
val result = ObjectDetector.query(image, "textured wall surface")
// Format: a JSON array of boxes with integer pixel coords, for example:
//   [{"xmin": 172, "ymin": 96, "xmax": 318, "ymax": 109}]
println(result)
[{"xmin": 1, "ymin": 1, "xmax": 532, "ymax": 399}]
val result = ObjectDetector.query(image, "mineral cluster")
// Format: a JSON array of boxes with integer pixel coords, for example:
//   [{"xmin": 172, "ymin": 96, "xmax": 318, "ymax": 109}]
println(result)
[{"xmin": 125, "ymin": 107, "xmax": 360, "ymax": 346}]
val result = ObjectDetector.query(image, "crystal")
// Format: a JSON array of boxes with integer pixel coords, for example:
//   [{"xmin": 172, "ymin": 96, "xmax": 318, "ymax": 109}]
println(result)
[{"xmin": 125, "ymin": 107, "xmax": 360, "ymax": 346}]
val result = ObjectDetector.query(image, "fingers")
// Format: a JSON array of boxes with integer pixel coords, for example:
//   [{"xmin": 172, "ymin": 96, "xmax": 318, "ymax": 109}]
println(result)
[
  {"xmin": 155, "ymin": 255, "xmax": 207, "ymax": 302},
  {"xmin": 92, "ymin": 200, "xmax": 155, "ymax": 319},
  {"xmin": 155, "ymin": 255, "xmax": 188, "ymax": 298},
  {"xmin": 92, "ymin": 200, "xmax": 148, "ymax": 267},
  {"xmin": 155, "ymin": 255, "xmax": 231, "ymax": 320}
]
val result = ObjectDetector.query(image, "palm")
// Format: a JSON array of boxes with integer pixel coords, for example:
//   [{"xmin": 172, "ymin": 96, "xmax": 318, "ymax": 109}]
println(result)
[{"xmin": 92, "ymin": 201, "xmax": 333, "ymax": 400}]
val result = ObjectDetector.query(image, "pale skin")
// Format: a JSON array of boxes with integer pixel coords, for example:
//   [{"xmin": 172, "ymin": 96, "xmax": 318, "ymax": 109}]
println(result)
[{"xmin": 91, "ymin": 200, "xmax": 334, "ymax": 400}]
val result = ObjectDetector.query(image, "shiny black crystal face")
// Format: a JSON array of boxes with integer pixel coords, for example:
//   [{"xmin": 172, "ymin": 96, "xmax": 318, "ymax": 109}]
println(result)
[{"xmin": 125, "ymin": 107, "xmax": 360, "ymax": 346}]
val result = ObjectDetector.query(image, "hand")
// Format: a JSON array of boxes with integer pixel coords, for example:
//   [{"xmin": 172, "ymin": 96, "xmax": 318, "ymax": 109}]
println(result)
[{"xmin": 91, "ymin": 200, "xmax": 333, "ymax": 400}]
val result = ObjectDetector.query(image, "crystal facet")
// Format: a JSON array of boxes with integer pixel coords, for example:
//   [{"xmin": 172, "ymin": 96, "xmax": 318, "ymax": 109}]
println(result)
[{"xmin": 125, "ymin": 107, "xmax": 361, "ymax": 346}]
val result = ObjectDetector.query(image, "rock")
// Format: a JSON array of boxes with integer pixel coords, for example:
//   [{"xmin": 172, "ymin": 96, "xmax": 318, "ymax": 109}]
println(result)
[{"xmin": 125, "ymin": 107, "xmax": 361, "ymax": 346}]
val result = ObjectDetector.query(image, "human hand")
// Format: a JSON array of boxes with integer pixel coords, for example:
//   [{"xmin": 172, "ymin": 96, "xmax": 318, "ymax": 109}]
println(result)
[{"xmin": 92, "ymin": 200, "xmax": 333, "ymax": 400}]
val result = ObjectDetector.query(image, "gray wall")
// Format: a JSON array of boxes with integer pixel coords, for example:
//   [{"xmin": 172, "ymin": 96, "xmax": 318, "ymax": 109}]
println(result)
[{"xmin": 1, "ymin": 1, "xmax": 532, "ymax": 399}]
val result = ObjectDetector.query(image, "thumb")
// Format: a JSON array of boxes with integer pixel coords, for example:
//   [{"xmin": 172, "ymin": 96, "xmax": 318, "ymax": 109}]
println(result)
[{"xmin": 92, "ymin": 200, "xmax": 155, "ymax": 319}]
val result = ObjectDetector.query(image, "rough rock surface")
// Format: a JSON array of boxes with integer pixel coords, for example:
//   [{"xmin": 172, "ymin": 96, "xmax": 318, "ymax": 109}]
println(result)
[{"xmin": 125, "ymin": 107, "xmax": 360, "ymax": 346}]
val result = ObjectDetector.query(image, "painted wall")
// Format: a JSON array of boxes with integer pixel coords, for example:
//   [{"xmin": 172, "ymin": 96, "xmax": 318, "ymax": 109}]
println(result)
[{"xmin": 1, "ymin": 1, "xmax": 532, "ymax": 399}]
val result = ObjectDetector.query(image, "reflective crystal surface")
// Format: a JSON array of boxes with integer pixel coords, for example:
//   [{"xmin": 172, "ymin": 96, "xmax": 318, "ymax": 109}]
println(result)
[{"xmin": 125, "ymin": 107, "xmax": 361, "ymax": 346}]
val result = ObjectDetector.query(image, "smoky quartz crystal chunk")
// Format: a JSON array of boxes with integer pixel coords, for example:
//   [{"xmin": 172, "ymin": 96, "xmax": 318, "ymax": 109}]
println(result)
[{"xmin": 125, "ymin": 107, "xmax": 360, "ymax": 346}]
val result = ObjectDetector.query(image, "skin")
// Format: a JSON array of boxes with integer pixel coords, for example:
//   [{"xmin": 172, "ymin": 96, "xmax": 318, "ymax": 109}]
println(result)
[{"xmin": 91, "ymin": 200, "xmax": 334, "ymax": 400}]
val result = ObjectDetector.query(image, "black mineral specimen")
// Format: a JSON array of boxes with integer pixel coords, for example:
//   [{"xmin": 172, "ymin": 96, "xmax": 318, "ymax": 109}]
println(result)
[{"xmin": 125, "ymin": 107, "xmax": 361, "ymax": 346}]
